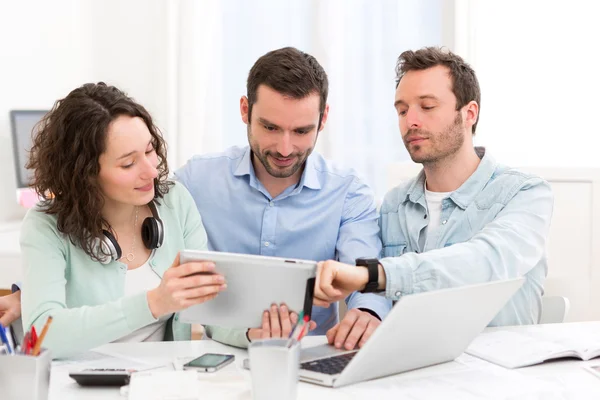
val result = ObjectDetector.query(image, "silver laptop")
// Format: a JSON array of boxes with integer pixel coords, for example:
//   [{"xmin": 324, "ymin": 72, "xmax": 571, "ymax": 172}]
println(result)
[{"xmin": 298, "ymin": 278, "xmax": 525, "ymax": 388}]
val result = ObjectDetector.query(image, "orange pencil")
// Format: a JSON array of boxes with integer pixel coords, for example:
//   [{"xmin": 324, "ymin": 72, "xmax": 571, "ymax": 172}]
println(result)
[{"xmin": 32, "ymin": 316, "xmax": 53, "ymax": 356}]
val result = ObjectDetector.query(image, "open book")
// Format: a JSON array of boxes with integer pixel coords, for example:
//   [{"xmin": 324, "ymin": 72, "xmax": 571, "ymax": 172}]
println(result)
[{"xmin": 466, "ymin": 321, "xmax": 600, "ymax": 369}]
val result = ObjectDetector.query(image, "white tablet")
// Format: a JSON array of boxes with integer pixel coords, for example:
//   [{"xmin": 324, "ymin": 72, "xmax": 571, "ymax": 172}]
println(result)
[{"xmin": 178, "ymin": 250, "xmax": 317, "ymax": 329}]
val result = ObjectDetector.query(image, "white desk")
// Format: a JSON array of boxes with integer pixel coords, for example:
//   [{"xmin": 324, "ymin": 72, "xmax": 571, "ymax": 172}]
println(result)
[
  {"xmin": 0, "ymin": 221, "xmax": 22, "ymax": 289},
  {"xmin": 49, "ymin": 329, "xmax": 600, "ymax": 400}
]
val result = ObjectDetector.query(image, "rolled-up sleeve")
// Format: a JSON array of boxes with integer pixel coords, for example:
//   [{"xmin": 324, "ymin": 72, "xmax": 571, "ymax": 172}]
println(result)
[{"xmin": 380, "ymin": 178, "xmax": 553, "ymax": 301}]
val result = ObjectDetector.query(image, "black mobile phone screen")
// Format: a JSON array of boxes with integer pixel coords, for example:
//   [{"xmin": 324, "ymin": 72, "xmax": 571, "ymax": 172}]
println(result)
[{"xmin": 186, "ymin": 353, "xmax": 233, "ymax": 368}]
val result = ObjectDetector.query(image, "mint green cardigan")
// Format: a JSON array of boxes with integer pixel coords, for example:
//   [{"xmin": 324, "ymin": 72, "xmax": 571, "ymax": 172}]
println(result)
[{"xmin": 20, "ymin": 182, "xmax": 247, "ymax": 359}]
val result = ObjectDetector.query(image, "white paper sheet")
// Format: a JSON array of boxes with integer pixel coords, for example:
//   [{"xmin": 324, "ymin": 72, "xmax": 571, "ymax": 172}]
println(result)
[
  {"xmin": 339, "ymin": 367, "xmax": 561, "ymax": 400},
  {"xmin": 53, "ymin": 349, "xmax": 161, "ymax": 372}
]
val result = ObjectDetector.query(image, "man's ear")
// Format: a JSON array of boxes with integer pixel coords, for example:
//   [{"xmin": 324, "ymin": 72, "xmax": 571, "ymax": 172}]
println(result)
[
  {"xmin": 464, "ymin": 100, "xmax": 479, "ymax": 133},
  {"xmin": 240, "ymin": 96, "xmax": 250, "ymax": 124},
  {"xmin": 319, "ymin": 104, "xmax": 330, "ymax": 132}
]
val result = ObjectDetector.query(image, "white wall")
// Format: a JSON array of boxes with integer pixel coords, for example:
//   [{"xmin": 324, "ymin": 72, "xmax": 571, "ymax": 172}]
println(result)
[
  {"xmin": 0, "ymin": 0, "xmax": 450, "ymax": 222},
  {"xmin": 459, "ymin": 0, "xmax": 600, "ymax": 168},
  {"xmin": 174, "ymin": 0, "xmax": 447, "ymax": 200},
  {"xmin": 0, "ymin": 0, "xmax": 173, "ymax": 223},
  {"xmin": 0, "ymin": 0, "xmax": 90, "ymax": 221},
  {"xmin": 5, "ymin": 0, "xmax": 597, "ymax": 223}
]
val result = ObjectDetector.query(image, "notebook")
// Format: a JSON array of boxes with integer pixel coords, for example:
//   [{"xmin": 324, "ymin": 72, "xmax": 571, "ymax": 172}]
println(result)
[{"xmin": 466, "ymin": 321, "xmax": 600, "ymax": 368}]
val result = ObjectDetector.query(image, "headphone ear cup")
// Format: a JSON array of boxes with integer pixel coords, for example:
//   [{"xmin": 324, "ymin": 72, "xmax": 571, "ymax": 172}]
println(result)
[
  {"xmin": 102, "ymin": 229, "xmax": 122, "ymax": 261},
  {"xmin": 142, "ymin": 217, "xmax": 160, "ymax": 249}
]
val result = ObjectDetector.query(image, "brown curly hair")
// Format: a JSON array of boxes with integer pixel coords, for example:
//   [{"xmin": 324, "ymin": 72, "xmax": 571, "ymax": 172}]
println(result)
[{"xmin": 26, "ymin": 82, "xmax": 172, "ymax": 261}]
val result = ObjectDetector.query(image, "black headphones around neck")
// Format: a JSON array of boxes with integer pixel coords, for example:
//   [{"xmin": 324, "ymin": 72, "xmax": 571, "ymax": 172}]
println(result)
[{"xmin": 100, "ymin": 201, "xmax": 164, "ymax": 263}]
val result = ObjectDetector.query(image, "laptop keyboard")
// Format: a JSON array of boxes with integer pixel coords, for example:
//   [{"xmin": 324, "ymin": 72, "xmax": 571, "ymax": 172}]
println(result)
[{"xmin": 300, "ymin": 352, "xmax": 357, "ymax": 375}]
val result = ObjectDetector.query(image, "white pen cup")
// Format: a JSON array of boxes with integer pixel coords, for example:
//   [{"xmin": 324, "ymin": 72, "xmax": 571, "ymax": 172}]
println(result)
[
  {"xmin": 0, "ymin": 348, "xmax": 51, "ymax": 400},
  {"xmin": 248, "ymin": 338, "xmax": 301, "ymax": 400}
]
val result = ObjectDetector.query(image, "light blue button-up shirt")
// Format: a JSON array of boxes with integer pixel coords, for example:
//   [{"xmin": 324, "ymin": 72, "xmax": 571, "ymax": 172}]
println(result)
[
  {"xmin": 379, "ymin": 148, "xmax": 553, "ymax": 326},
  {"xmin": 175, "ymin": 146, "xmax": 391, "ymax": 346}
]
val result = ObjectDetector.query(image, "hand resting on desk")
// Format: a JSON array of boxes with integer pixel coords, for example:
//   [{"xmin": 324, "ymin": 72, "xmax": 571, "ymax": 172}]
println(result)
[
  {"xmin": 313, "ymin": 261, "xmax": 382, "ymax": 350},
  {"xmin": 327, "ymin": 309, "xmax": 381, "ymax": 350}
]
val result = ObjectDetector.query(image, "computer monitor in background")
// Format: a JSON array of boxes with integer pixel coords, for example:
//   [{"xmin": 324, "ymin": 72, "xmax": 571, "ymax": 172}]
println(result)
[{"xmin": 9, "ymin": 110, "xmax": 48, "ymax": 207}]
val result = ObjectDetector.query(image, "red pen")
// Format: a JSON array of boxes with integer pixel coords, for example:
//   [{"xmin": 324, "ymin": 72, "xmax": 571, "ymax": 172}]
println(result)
[
  {"xmin": 22, "ymin": 332, "xmax": 31, "ymax": 355},
  {"xmin": 296, "ymin": 315, "xmax": 310, "ymax": 341},
  {"xmin": 31, "ymin": 326, "xmax": 38, "ymax": 350}
]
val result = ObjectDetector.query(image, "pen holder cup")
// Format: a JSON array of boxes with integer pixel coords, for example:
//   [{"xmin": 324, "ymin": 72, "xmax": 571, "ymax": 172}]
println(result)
[
  {"xmin": 0, "ymin": 348, "xmax": 51, "ymax": 400},
  {"xmin": 248, "ymin": 338, "xmax": 300, "ymax": 400}
]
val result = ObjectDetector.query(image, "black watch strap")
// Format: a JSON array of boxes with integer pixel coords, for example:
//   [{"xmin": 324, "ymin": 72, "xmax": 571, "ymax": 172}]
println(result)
[{"xmin": 356, "ymin": 258, "xmax": 380, "ymax": 293}]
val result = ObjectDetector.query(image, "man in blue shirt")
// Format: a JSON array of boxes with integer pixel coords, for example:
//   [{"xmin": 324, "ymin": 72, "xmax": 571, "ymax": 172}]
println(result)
[
  {"xmin": 313, "ymin": 47, "xmax": 553, "ymax": 334},
  {"xmin": 175, "ymin": 47, "xmax": 391, "ymax": 349}
]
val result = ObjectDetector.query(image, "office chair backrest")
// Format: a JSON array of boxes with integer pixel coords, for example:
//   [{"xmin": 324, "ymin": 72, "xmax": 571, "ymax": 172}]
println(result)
[{"xmin": 539, "ymin": 296, "xmax": 570, "ymax": 324}]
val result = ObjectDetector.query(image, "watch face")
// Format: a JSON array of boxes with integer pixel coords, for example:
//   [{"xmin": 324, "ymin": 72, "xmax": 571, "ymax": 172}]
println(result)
[{"xmin": 356, "ymin": 257, "xmax": 378, "ymax": 266}]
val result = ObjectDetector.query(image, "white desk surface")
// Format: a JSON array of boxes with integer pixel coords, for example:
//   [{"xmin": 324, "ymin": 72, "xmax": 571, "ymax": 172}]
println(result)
[
  {"xmin": 49, "ymin": 325, "xmax": 600, "ymax": 400},
  {"xmin": 0, "ymin": 221, "xmax": 22, "ymax": 289}
]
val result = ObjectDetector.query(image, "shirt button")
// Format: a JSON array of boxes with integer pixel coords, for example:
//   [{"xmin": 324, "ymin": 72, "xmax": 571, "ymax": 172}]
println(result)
[
  {"xmin": 269, "ymin": 201, "xmax": 274, "ymax": 207},
  {"xmin": 264, "ymin": 241, "xmax": 270, "ymax": 247},
  {"xmin": 442, "ymin": 220, "xmax": 448, "ymax": 225},
  {"xmin": 395, "ymin": 291, "xmax": 402, "ymax": 297}
]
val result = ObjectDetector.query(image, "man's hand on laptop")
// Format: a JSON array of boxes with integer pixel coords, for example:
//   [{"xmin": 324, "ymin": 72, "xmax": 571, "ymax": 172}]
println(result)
[
  {"xmin": 327, "ymin": 309, "xmax": 380, "ymax": 350},
  {"xmin": 247, "ymin": 303, "xmax": 317, "ymax": 341},
  {"xmin": 313, "ymin": 260, "xmax": 369, "ymax": 307}
]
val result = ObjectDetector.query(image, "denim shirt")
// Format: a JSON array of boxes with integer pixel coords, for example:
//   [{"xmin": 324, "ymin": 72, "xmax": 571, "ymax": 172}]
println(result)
[{"xmin": 379, "ymin": 148, "xmax": 553, "ymax": 326}]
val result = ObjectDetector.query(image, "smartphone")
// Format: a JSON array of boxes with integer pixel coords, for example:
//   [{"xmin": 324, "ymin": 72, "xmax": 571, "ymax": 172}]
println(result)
[{"xmin": 183, "ymin": 353, "xmax": 235, "ymax": 372}]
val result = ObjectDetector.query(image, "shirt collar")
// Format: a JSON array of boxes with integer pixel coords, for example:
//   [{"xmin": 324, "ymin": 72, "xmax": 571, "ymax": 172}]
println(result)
[
  {"xmin": 233, "ymin": 146, "xmax": 253, "ymax": 177},
  {"xmin": 298, "ymin": 152, "xmax": 321, "ymax": 190},
  {"xmin": 405, "ymin": 147, "xmax": 496, "ymax": 210},
  {"xmin": 233, "ymin": 147, "xmax": 262, "ymax": 192},
  {"xmin": 233, "ymin": 146, "xmax": 322, "ymax": 191}
]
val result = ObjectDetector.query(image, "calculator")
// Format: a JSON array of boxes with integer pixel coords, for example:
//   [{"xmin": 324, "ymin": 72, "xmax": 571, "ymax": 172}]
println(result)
[{"xmin": 69, "ymin": 368, "xmax": 132, "ymax": 386}]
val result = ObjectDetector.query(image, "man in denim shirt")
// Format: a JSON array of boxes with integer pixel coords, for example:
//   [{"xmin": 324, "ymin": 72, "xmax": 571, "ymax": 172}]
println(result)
[{"xmin": 314, "ymin": 47, "xmax": 553, "ymax": 343}]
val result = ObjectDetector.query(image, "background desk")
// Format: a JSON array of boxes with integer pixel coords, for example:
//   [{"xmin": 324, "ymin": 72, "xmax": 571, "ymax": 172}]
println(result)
[
  {"xmin": 0, "ymin": 221, "xmax": 22, "ymax": 291},
  {"xmin": 49, "ymin": 328, "xmax": 600, "ymax": 400}
]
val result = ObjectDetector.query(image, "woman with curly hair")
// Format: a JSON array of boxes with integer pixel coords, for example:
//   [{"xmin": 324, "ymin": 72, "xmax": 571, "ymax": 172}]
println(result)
[{"xmin": 20, "ymin": 82, "xmax": 226, "ymax": 358}]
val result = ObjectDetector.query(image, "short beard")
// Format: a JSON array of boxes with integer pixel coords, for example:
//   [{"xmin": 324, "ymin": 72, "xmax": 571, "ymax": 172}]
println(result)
[
  {"xmin": 405, "ymin": 113, "xmax": 464, "ymax": 165},
  {"xmin": 247, "ymin": 125, "xmax": 312, "ymax": 179}
]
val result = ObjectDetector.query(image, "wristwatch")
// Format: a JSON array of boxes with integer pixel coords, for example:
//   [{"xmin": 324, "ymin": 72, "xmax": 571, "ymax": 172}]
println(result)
[{"xmin": 355, "ymin": 257, "xmax": 380, "ymax": 293}]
